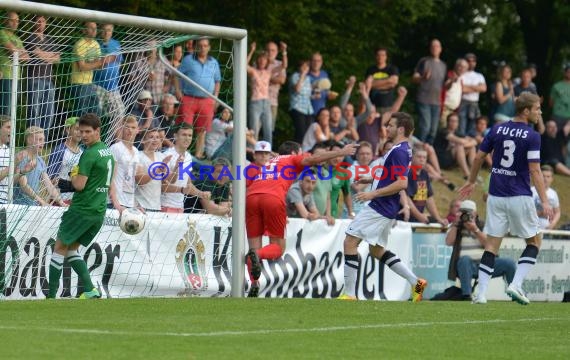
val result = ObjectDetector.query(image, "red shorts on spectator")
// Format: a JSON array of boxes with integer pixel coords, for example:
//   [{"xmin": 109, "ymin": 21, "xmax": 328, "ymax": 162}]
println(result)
[{"xmin": 176, "ymin": 95, "xmax": 215, "ymax": 132}]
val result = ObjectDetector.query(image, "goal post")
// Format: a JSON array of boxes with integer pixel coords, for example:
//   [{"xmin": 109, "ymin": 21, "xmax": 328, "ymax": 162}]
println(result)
[{"xmin": 0, "ymin": 0, "xmax": 247, "ymax": 299}]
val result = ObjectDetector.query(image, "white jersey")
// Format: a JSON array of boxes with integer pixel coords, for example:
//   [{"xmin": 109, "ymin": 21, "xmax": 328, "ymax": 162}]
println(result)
[
  {"xmin": 531, "ymin": 186, "xmax": 559, "ymax": 229},
  {"xmin": 136, "ymin": 151, "xmax": 167, "ymax": 211},
  {"xmin": 110, "ymin": 141, "xmax": 140, "ymax": 208},
  {"xmin": 160, "ymin": 147, "xmax": 192, "ymax": 209}
]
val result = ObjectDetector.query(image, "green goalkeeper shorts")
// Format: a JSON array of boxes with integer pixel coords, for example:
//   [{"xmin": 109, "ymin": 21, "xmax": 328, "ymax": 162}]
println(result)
[{"xmin": 57, "ymin": 210, "xmax": 105, "ymax": 247}]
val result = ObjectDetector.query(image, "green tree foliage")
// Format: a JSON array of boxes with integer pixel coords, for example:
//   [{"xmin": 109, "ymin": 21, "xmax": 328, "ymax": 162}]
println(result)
[{"xmin": 39, "ymin": 0, "xmax": 570, "ymax": 126}]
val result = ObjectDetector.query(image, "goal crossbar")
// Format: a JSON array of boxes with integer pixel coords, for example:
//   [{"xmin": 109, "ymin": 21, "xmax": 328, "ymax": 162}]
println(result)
[{"xmin": 0, "ymin": 0, "xmax": 246, "ymax": 39}]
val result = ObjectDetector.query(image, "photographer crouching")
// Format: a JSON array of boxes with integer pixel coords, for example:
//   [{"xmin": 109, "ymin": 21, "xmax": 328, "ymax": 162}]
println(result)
[{"xmin": 445, "ymin": 200, "xmax": 515, "ymax": 301}]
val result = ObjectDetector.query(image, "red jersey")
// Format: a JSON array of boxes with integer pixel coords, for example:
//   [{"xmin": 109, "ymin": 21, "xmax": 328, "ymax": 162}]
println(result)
[{"xmin": 246, "ymin": 154, "xmax": 309, "ymax": 200}]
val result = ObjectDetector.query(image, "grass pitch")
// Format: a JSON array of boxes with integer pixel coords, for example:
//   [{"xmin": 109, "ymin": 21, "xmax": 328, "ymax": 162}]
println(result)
[{"xmin": 0, "ymin": 298, "xmax": 568, "ymax": 359}]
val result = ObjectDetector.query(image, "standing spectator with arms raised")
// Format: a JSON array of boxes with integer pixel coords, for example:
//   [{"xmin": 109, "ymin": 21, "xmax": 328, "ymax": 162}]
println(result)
[
  {"xmin": 24, "ymin": 15, "xmax": 59, "ymax": 134},
  {"xmin": 458, "ymin": 93, "xmax": 553, "ymax": 305},
  {"xmin": 247, "ymin": 42, "xmax": 274, "ymax": 144},
  {"xmin": 289, "ymin": 59, "xmax": 314, "ymax": 144},
  {"xmin": 340, "ymin": 112, "xmax": 428, "ymax": 301},
  {"xmin": 0, "ymin": 11, "xmax": 29, "ymax": 115},
  {"xmin": 365, "ymin": 47, "xmax": 399, "ymax": 114},
  {"xmin": 459, "ymin": 53, "xmax": 486, "ymax": 137},
  {"xmin": 308, "ymin": 52, "xmax": 338, "ymax": 114},
  {"xmin": 413, "ymin": 39, "xmax": 446, "ymax": 144},
  {"xmin": 266, "ymin": 41, "xmax": 287, "ymax": 132},
  {"xmin": 174, "ymin": 38, "xmax": 221, "ymax": 160}
]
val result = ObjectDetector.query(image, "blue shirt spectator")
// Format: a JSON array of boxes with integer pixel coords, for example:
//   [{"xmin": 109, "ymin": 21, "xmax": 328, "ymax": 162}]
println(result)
[
  {"xmin": 93, "ymin": 34, "xmax": 122, "ymax": 91},
  {"xmin": 178, "ymin": 53, "xmax": 221, "ymax": 97}
]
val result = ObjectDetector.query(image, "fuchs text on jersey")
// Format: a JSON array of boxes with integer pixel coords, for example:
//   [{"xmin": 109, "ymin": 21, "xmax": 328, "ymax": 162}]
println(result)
[{"xmin": 495, "ymin": 125, "xmax": 529, "ymax": 139}]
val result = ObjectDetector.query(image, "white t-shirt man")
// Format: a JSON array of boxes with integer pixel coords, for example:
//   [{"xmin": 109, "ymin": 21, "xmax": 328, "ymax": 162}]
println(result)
[
  {"xmin": 136, "ymin": 151, "xmax": 167, "ymax": 211},
  {"xmin": 110, "ymin": 141, "xmax": 140, "ymax": 208},
  {"xmin": 160, "ymin": 147, "xmax": 192, "ymax": 210},
  {"xmin": 531, "ymin": 186, "xmax": 559, "ymax": 229},
  {"xmin": 461, "ymin": 70, "xmax": 486, "ymax": 102}
]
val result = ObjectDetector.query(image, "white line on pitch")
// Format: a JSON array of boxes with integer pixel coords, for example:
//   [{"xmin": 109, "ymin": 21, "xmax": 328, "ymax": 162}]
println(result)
[{"xmin": 0, "ymin": 317, "xmax": 565, "ymax": 338}]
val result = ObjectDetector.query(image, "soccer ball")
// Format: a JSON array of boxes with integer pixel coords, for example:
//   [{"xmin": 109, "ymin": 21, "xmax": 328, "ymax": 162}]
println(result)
[{"xmin": 119, "ymin": 208, "xmax": 146, "ymax": 235}]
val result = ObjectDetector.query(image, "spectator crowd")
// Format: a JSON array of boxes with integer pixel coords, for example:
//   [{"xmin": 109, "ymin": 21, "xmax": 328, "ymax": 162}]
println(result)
[{"xmin": 0, "ymin": 12, "xmax": 568, "ymax": 231}]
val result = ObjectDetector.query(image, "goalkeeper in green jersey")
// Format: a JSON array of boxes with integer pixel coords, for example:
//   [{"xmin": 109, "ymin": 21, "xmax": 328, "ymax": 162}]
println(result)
[{"xmin": 47, "ymin": 113, "xmax": 116, "ymax": 299}]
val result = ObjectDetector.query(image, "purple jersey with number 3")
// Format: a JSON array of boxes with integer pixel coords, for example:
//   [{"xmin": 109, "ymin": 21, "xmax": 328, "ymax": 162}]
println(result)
[
  {"xmin": 480, "ymin": 121, "xmax": 541, "ymax": 197},
  {"xmin": 369, "ymin": 141, "xmax": 412, "ymax": 218}
]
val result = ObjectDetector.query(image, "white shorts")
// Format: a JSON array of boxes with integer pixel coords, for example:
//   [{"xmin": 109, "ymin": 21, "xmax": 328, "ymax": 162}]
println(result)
[
  {"xmin": 484, "ymin": 195, "xmax": 540, "ymax": 239},
  {"xmin": 345, "ymin": 206, "xmax": 395, "ymax": 247}
]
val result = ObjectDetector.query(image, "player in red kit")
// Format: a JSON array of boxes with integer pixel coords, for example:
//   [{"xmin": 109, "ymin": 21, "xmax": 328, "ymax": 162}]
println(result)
[{"xmin": 245, "ymin": 140, "xmax": 358, "ymax": 297}]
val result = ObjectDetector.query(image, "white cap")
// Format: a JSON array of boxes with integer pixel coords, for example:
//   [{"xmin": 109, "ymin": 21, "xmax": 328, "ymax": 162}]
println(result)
[
  {"xmin": 459, "ymin": 200, "xmax": 477, "ymax": 212},
  {"xmin": 138, "ymin": 90, "xmax": 152, "ymax": 100},
  {"xmin": 254, "ymin": 141, "xmax": 272, "ymax": 152}
]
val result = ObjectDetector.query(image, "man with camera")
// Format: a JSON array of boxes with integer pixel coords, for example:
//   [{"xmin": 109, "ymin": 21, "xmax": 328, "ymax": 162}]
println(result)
[{"xmin": 445, "ymin": 200, "xmax": 515, "ymax": 301}]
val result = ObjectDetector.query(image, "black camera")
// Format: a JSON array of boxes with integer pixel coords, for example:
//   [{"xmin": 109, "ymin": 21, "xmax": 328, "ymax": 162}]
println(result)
[{"xmin": 459, "ymin": 210, "xmax": 474, "ymax": 223}]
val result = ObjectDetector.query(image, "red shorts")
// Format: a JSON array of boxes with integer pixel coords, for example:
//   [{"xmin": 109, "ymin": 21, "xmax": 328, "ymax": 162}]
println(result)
[
  {"xmin": 246, "ymin": 193, "xmax": 286, "ymax": 238},
  {"xmin": 176, "ymin": 95, "xmax": 215, "ymax": 132}
]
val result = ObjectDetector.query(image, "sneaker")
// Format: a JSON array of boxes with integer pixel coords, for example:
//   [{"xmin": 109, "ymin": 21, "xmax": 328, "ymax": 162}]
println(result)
[
  {"xmin": 506, "ymin": 285, "xmax": 530, "ymax": 305},
  {"xmin": 79, "ymin": 288, "xmax": 101, "ymax": 299},
  {"xmin": 472, "ymin": 295, "xmax": 487, "ymax": 304},
  {"xmin": 411, "ymin": 278, "xmax": 428, "ymax": 302},
  {"xmin": 246, "ymin": 249, "xmax": 261, "ymax": 280},
  {"xmin": 337, "ymin": 293, "xmax": 357, "ymax": 301},
  {"xmin": 248, "ymin": 280, "xmax": 259, "ymax": 298}
]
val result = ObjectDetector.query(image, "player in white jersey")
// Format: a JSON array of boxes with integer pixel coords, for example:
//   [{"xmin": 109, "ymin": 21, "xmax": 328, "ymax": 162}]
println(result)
[
  {"xmin": 109, "ymin": 115, "xmax": 144, "ymax": 211},
  {"xmin": 160, "ymin": 123, "xmax": 210, "ymax": 213},
  {"xmin": 458, "ymin": 93, "xmax": 553, "ymax": 305}
]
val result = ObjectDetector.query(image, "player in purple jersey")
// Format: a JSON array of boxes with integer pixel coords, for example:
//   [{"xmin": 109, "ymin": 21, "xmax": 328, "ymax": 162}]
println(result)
[
  {"xmin": 339, "ymin": 112, "xmax": 428, "ymax": 301},
  {"xmin": 458, "ymin": 93, "xmax": 553, "ymax": 305}
]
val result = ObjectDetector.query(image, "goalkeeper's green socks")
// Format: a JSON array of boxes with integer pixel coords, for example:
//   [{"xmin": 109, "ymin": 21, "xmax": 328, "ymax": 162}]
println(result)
[
  {"xmin": 67, "ymin": 250, "xmax": 95, "ymax": 291},
  {"xmin": 48, "ymin": 252, "xmax": 65, "ymax": 298}
]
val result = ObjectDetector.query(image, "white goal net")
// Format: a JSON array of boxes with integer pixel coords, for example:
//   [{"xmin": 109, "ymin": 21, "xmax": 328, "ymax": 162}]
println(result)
[{"xmin": 0, "ymin": 0, "xmax": 247, "ymax": 300}]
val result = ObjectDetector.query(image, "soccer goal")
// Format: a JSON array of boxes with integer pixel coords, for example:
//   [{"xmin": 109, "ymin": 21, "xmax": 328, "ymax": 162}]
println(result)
[{"xmin": 0, "ymin": 0, "xmax": 248, "ymax": 299}]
